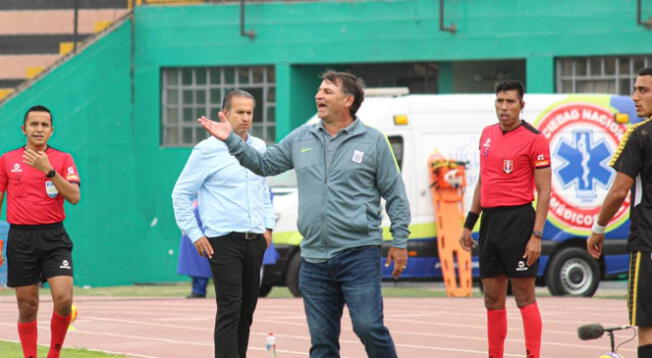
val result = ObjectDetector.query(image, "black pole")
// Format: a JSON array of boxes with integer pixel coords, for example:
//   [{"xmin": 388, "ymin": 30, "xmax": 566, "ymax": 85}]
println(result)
[
  {"xmin": 240, "ymin": 0, "xmax": 255, "ymax": 40},
  {"xmin": 638, "ymin": 0, "xmax": 652, "ymax": 29},
  {"xmin": 439, "ymin": 0, "xmax": 457, "ymax": 33},
  {"xmin": 73, "ymin": 0, "xmax": 79, "ymax": 53},
  {"xmin": 608, "ymin": 331, "xmax": 616, "ymax": 353}
]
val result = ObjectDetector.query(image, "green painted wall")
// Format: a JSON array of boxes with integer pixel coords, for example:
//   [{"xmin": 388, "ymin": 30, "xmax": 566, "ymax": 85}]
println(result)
[
  {"xmin": 0, "ymin": 0, "xmax": 650, "ymax": 286},
  {"xmin": 0, "ymin": 21, "xmax": 139, "ymax": 286}
]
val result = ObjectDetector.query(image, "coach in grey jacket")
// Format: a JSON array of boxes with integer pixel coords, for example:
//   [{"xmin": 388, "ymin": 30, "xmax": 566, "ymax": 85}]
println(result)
[{"xmin": 199, "ymin": 71, "xmax": 410, "ymax": 358}]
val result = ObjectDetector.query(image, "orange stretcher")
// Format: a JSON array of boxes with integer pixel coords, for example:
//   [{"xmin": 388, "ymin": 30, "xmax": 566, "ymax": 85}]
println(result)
[{"xmin": 428, "ymin": 154, "xmax": 472, "ymax": 297}]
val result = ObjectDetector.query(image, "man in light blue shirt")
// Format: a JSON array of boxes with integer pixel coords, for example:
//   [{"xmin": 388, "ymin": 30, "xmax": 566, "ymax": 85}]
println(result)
[{"xmin": 172, "ymin": 90, "xmax": 274, "ymax": 358}]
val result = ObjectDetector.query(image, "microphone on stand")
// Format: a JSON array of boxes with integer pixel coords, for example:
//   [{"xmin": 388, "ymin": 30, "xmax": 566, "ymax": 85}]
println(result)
[
  {"xmin": 578, "ymin": 323, "xmax": 632, "ymax": 340},
  {"xmin": 577, "ymin": 323, "xmax": 634, "ymax": 358}
]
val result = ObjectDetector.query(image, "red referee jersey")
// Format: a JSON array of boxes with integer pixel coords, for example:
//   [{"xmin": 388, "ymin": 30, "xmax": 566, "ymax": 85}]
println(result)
[
  {"xmin": 479, "ymin": 121, "xmax": 550, "ymax": 208},
  {"xmin": 0, "ymin": 146, "xmax": 80, "ymax": 225}
]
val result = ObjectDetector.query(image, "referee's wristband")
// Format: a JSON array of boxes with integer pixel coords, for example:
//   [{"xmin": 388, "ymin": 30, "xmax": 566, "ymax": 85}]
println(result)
[
  {"xmin": 592, "ymin": 222, "xmax": 606, "ymax": 234},
  {"xmin": 463, "ymin": 211, "xmax": 480, "ymax": 230}
]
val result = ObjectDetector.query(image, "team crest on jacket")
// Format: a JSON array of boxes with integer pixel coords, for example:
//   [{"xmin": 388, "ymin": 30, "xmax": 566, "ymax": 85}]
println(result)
[
  {"xmin": 536, "ymin": 101, "xmax": 630, "ymax": 234},
  {"xmin": 503, "ymin": 160, "xmax": 513, "ymax": 174}
]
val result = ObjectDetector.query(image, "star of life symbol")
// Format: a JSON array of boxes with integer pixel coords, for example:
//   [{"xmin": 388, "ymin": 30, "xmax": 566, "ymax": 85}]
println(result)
[
  {"xmin": 537, "ymin": 101, "xmax": 630, "ymax": 233},
  {"xmin": 555, "ymin": 130, "xmax": 612, "ymax": 202}
]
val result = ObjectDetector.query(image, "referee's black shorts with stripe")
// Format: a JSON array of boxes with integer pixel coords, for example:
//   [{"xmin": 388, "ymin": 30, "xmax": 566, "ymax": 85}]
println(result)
[
  {"xmin": 6, "ymin": 222, "xmax": 74, "ymax": 287},
  {"xmin": 479, "ymin": 204, "xmax": 537, "ymax": 279},
  {"xmin": 628, "ymin": 251, "xmax": 652, "ymax": 326}
]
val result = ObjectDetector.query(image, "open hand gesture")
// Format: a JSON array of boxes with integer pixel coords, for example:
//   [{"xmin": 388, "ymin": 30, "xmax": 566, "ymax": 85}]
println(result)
[{"xmin": 198, "ymin": 113, "xmax": 232, "ymax": 141}]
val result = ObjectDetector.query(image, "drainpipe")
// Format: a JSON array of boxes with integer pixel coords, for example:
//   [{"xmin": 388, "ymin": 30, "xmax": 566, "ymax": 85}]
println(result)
[
  {"xmin": 439, "ymin": 0, "xmax": 456, "ymax": 33},
  {"xmin": 240, "ymin": 0, "xmax": 256, "ymax": 40}
]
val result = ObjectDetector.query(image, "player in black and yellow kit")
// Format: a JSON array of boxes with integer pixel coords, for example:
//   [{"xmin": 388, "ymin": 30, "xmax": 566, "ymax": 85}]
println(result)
[{"xmin": 588, "ymin": 67, "xmax": 652, "ymax": 358}]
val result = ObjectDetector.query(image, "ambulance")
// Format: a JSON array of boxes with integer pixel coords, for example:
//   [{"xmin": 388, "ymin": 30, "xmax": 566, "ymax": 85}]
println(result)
[{"xmin": 261, "ymin": 93, "xmax": 640, "ymax": 298}]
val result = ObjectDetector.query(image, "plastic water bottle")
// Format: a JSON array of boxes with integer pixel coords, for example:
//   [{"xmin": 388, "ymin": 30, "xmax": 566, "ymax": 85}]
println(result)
[{"xmin": 265, "ymin": 332, "xmax": 276, "ymax": 358}]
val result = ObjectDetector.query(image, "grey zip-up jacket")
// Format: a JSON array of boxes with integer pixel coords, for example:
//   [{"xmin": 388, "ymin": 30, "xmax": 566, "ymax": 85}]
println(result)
[{"xmin": 224, "ymin": 118, "xmax": 411, "ymax": 260}]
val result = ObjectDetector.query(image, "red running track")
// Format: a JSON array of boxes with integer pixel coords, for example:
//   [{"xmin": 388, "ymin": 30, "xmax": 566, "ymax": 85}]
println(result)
[{"xmin": 0, "ymin": 295, "xmax": 639, "ymax": 357}]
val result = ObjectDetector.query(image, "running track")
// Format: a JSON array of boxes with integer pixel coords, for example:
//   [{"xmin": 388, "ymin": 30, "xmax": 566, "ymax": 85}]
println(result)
[{"xmin": 0, "ymin": 295, "xmax": 638, "ymax": 357}]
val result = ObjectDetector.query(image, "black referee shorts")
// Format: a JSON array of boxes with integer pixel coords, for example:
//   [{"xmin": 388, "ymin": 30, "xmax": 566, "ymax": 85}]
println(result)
[
  {"xmin": 628, "ymin": 251, "xmax": 652, "ymax": 326},
  {"xmin": 7, "ymin": 222, "xmax": 74, "ymax": 287},
  {"xmin": 478, "ymin": 204, "xmax": 537, "ymax": 279}
]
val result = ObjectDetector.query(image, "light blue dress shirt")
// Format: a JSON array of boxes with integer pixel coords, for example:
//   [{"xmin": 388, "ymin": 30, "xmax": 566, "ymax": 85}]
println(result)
[{"xmin": 172, "ymin": 135, "xmax": 275, "ymax": 243}]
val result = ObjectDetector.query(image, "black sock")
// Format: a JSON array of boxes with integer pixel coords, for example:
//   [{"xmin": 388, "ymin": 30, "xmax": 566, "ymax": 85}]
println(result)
[{"xmin": 638, "ymin": 344, "xmax": 652, "ymax": 358}]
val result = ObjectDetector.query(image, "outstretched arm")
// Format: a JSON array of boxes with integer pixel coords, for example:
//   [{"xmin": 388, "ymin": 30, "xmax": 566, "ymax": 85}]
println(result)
[{"xmin": 199, "ymin": 114, "xmax": 294, "ymax": 177}]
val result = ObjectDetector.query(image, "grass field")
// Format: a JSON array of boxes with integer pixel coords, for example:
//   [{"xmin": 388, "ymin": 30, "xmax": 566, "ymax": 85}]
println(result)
[
  {"xmin": 0, "ymin": 280, "xmax": 627, "ymax": 299},
  {"xmin": 0, "ymin": 282, "xmax": 458, "ymax": 298},
  {"xmin": 0, "ymin": 341, "xmax": 125, "ymax": 357}
]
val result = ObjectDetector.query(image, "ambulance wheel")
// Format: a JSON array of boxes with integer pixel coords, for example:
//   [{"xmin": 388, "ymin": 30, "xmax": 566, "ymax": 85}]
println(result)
[
  {"xmin": 546, "ymin": 247, "xmax": 600, "ymax": 297},
  {"xmin": 285, "ymin": 252, "xmax": 302, "ymax": 297}
]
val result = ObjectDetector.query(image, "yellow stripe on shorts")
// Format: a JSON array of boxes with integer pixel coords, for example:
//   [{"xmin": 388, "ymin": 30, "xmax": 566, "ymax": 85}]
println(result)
[{"xmin": 629, "ymin": 252, "xmax": 642, "ymax": 325}]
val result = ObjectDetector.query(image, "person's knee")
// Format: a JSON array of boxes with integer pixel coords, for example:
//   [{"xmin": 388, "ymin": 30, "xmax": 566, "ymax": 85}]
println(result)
[
  {"xmin": 511, "ymin": 278, "xmax": 536, "ymax": 308},
  {"xmin": 352, "ymin": 316, "xmax": 382, "ymax": 340},
  {"xmin": 482, "ymin": 277, "xmax": 508, "ymax": 310},
  {"xmin": 17, "ymin": 297, "xmax": 39, "ymax": 321},
  {"xmin": 52, "ymin": 291, "xmax": 73, "ymax": 315},
  {"xmin": 483, "ymin": 288, "xmax": 506, "ymax": 310},
  {"xmin": 513, "ymin": 290, "xmax": 535, "ymax": 308},
  {"xmin": 484, "ymin": 297, "xmax": 504, "ymax": 310},
  {"xmin": 638, "ymin": 326, "xmax": 652, "ymax": 345}
]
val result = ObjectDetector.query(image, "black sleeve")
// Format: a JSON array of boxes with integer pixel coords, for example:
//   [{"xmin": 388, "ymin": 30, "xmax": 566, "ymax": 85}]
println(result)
[{"xmin": 612, "ymin": 128, "xmax": 643, "ymax": 179}]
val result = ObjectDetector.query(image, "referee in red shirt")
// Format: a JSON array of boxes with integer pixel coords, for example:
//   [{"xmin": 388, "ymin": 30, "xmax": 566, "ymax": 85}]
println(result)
[
  {"xmin": 0, "ymin": 105, "xmax": 81, "ymax": 358},
  {"xmin": 460, "ymin": 81, "xmax": 551, "ymax": 358}
]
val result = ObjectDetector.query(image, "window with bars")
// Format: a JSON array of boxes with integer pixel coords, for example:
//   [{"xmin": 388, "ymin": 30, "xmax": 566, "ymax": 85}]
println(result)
[
  {"xmin": 161, "ymin": 66, "xmax": 275, "ymax": 147},
  {"xmin": 556, "ymin": 55, "xmax": 652, "ymax": 95}
]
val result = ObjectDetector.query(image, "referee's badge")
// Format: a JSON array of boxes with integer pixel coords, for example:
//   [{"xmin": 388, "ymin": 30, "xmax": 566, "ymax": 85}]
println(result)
[
  {"xmin": 503, "ymin": 159, "xmax": 513, "ymax": 174},
  {"xmin": 45, "ymin": 180, "xmax": 58, "ymax": 198}
]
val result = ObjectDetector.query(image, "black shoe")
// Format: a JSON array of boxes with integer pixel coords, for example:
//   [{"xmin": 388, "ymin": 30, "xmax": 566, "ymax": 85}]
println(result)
[{"xmin": 186, "ymin": 292, "xmax": 206, "ymax": 298}]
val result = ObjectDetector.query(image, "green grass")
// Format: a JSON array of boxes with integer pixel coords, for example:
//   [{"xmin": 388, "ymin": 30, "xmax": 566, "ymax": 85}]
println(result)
[
  {"xmin": 0, "ymin": 341, "xmax": 125, "ymax": 357},
  {"xmin": 0, "ymin": 281, "xmax": 626, "ymax": 299},
  {"xmin": 0, "ymin": 282, "xmax": 472, "ymax": 298}
]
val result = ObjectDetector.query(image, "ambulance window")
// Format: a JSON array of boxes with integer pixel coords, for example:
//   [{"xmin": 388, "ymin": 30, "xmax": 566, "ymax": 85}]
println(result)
[{"xmin": 388, "ymin": 136, "xmax": 403, "ymax": 170}]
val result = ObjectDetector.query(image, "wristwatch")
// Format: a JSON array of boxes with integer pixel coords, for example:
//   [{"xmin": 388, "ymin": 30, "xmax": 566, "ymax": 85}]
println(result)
[
  {"xmin": 46, "ymin": 169, "xmax": 56, "ymax": 178},
  {"xmin": 532, "ymin": 230, "xmax": 543, "ymax": 238}
]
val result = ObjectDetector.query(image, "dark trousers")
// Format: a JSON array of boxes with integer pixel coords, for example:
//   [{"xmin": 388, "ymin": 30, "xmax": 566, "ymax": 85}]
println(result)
[
  {"xmin": 208, "ymin": 234, "xmax": 266, "ymax": 358},
  {"xmin": 191, "ymin": 276, "xmax": 209, "ymax": 296}
]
